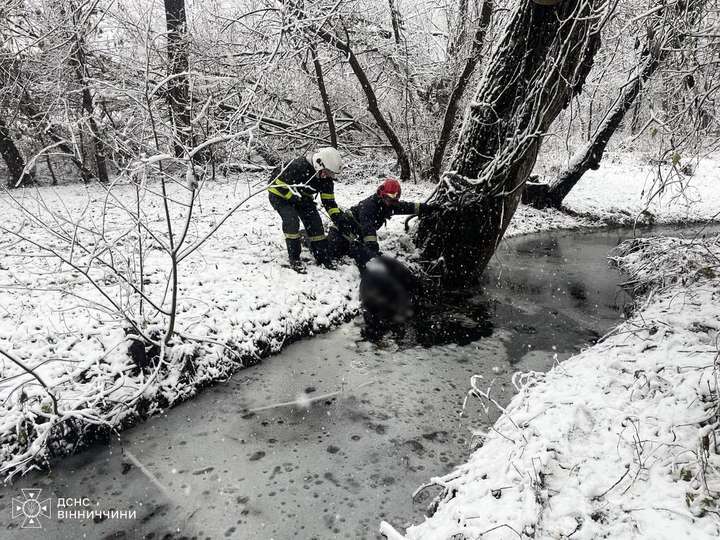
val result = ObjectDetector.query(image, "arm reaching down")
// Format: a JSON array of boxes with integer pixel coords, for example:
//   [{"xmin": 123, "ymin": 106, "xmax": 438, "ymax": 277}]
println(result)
[
  {"xmin": 355, "ymin": 201, "xmax": 381, "ymax": 253},
  {"xmin": 318, "ymin": 177, "xmax": 342, "ymax": 219}
]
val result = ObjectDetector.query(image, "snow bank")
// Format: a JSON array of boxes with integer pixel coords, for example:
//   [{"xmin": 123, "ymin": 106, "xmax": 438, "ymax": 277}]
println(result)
[
  {"xmin": 0, "ymin": 173, "xmax": 396, "ymax": 479},
  {"xmin": 564, "ymin": 156, "xmax": 720, "ymax": 225},
  {"xmin": 384, "ymin": 234, "xmax": 720, "ymax": 539}
]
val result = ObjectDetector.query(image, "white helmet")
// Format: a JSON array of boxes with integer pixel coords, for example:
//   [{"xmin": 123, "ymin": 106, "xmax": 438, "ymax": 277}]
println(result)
[{"xmin": 312, "ymin": 147, "xmax": 344, "ymax": 175}]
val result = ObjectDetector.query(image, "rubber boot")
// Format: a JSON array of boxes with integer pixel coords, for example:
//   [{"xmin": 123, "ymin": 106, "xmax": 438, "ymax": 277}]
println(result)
[
  {"xmin": 286, "ymin": 238, "xmax": 306, "ymax": 273},
  {"xmin": 311, "ymin": 238, "xmax": 336, "ymax": 270}
]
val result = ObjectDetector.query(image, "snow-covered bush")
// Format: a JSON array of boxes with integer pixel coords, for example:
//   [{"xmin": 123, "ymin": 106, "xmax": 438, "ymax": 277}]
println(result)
[{"xmin": 610, "ymin": 233, "xmax": 720, "ymax": 294}]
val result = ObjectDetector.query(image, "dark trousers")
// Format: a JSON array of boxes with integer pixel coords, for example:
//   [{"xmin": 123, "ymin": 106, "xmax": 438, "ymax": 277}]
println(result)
[
  {"xmin": 326, "ymin": 227, "xmax": 377, "ymax": 269},
  {"xmin": 269, "ymin": 195, "xmax": 330, "ymax": 264}
]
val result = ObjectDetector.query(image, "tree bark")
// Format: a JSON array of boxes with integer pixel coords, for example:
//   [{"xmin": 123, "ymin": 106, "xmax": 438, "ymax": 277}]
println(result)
[
  {"xmin": 532, "ymin": 0, "xmax": 706, "ymax": 209},
  {"xmin": 69, "ymin": 22, "xmax": 109, "ymax": 183},
  {"xmin": 388, "ymin": 0, "xmax": 403, "ymax": 45},
  {"xmin": 314, "ymin": 27, "xmax": 411, "ymax": 180},
  {"xmin": 447, "ymin": 0, "xmax": 470, "ymax": 60},
  {"xmin": 309, "ymin": 44, "xmax": 338, "ymax": 147},
  {"xmin": 429, "ymin": 0, "xmax": 493, "ymax": 181},
  {"xmin": 629, "ymin": 93, "xmax": 642, "ymax": 134},
  {"xmin": 163, "ymin": 0, "xmax": 192, "ymax": 157},
  {"xmin": 417, "ymin": 0, "xmax": 608, "ymax": 284},
  {"xmin": 0, "ymin": 118, "xmax": 32, "ymax": 188}
]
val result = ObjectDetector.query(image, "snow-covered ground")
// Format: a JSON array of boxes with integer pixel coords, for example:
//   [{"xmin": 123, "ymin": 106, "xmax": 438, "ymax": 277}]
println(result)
[
  {"xmin": 0, "ymin": 156, "xmax": 718, "ymax": 483},
  {"xmin": 562, "ymin": 155, "xmax": 720, "ymax": 225}
]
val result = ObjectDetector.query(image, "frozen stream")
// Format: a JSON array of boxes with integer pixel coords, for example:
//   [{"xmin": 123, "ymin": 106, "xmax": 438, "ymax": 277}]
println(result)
[{"xmin": 1, "ymin": 226, "xmax": 714, "ymax": 539}]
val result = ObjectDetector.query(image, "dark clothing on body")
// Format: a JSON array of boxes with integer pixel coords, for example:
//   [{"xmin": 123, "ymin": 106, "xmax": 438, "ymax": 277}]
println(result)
[
  {"xmin": 327, "ymin": 194, "xmax": 430, "ymax": 265},
  {"xmin": 269, "ymin": 195, "xmax": 330, "ymax": 265}
]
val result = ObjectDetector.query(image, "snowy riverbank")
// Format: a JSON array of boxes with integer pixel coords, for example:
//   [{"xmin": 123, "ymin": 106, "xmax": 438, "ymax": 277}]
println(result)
[
  {"xmin": 0, "ymin": 156, "xmax": 718, "ymax": 481},
  {"xmin": 381, "ymin": 183, "xmax": 720, "ymax": 536}
]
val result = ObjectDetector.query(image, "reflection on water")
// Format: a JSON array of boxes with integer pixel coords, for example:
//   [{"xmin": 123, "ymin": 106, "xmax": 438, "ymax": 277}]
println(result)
[
  {"xmin": 0, "ymin": 225, "xmax": 715, "ymax": 540},
  {"xmin": 390, "ymin": 229, "xmax": 639, "ymax": 350}
]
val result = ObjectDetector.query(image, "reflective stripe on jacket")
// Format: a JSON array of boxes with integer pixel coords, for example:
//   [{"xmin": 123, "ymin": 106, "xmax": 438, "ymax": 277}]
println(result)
[
  {"xmin": 268, "ymin": 156, "xmax": 341, "ymax": 217},
  {"xmin": 348, "ymin": 194, "xmax": 425, "ymax": 252}
]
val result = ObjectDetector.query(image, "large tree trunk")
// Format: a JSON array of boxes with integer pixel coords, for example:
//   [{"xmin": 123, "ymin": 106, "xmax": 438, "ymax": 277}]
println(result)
[
  {"xmin": 429, "ymin": 0, "xmax": 493, "ymax": 181},
  {"xmin": 530, "ymin": 0, "xmax": 706, "ymax": 209},
  {"xmin": 417, "ymin": 0, "xmax": 609, "ymax": 285},
  {"xmin": 0, "ymin": 119, "xmax": 32, "ymax": 188},
  {"xmin": 163, "ymin": 0, "xmax": 192, "ymax": 157}
]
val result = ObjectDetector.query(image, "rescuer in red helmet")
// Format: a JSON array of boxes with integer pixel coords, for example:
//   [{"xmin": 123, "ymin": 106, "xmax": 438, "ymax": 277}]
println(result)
[{"xmin": 326, "ymin": 178, "xmax": 439, "ymax": 265}]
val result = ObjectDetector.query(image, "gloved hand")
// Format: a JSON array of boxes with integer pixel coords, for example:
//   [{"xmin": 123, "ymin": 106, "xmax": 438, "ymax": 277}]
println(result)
[
  {"xmin": 419, "ymin": 203, "xmax": 441, "ymax": 216},
  {"xmin": 290, "ymin": 192, "xmax": 314, "ymax": 206},
  {"xmin": 349, "ymin": 241, "xmax": 377, "ymax": 269},
  {"xmin": 333, "ymin": 211, "xmax": 358, "ymax": 237}
]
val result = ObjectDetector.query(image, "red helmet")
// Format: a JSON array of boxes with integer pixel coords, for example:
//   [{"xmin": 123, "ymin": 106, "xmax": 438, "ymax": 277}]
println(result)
[{"xmin": 377, "ymin": 178, "xmax": 401, "ymax": 203}]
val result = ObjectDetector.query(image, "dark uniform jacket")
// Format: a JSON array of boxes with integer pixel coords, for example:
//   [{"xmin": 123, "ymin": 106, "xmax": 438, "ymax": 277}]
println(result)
[
  {"xmin": 347, "ymin": 194, "xmax": 426, "ymax": 253},
  {"xmin": 268, "ymin": 157, "xmax": 342, "ymax": 219}
]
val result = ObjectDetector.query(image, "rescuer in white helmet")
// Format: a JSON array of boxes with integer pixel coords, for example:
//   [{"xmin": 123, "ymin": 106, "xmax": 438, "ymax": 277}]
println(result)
[{"xmin": 267, "ymin": 147, "xmax": 354, "ymax": 273}]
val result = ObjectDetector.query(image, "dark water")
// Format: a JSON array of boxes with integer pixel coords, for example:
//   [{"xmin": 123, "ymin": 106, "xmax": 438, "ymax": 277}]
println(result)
[{"xmin": 0, "ymin": 226, "xmax": 713, "ymax": 540}]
